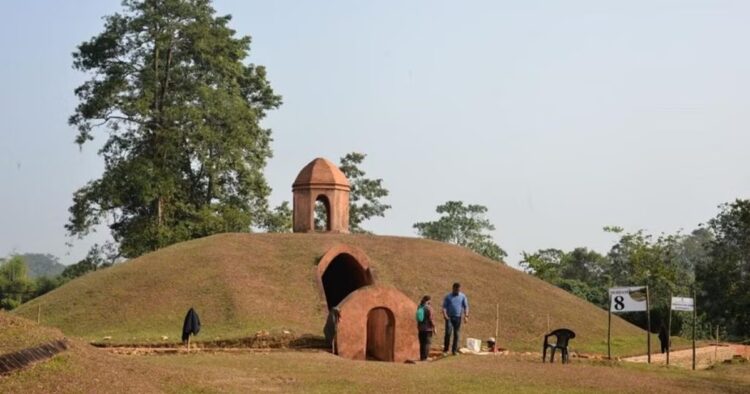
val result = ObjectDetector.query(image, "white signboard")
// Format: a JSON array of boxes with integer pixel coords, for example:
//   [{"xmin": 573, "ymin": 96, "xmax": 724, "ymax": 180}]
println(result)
[
  {"xmin": 609, "ymin": 287, "xmax": 647, "ymax": 312},
  {"xmin": 671, "ymin": 297, "xmax": 694, "ymax": 312}
]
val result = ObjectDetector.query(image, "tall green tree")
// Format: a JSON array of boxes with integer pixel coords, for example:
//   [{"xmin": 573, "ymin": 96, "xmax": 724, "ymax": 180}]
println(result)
[
  {"xmin": 66, "ymin": 0, "xmax": 281, "ymax": 258},
  {"xmin": 314, "ymin": 152, "xmax": 391, "ymax": 233},
  {"xmin": 604, "ymin": 229, "xmax": 695, "ymax": 331},
  {"xmin": 520, "ymin": 248, "xmax": 609, "ymax": 306},
  {"xmin": 0, "ymin": 256, "xmax": 34, "ymax": 310},
  {"xmin": 413, "ymin": 201, "xmax": 506, "ymax": 262},
  {"xmin": 61, "ymin": 243, "xmax": 118, "ymax": 281},
  {"xmin": 519, "ymin": 248, "xmax": 565, "ymax": 283},
  {"xmin": 261, "ymin": 201, "xmax": 292, "ymax": 233},
  {"xmin": 698, "ymin": 199, "xmax": 750, "ymax": 339}
]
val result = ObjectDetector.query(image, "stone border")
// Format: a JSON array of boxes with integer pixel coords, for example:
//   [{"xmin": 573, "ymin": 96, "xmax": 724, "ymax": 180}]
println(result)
[{"xmin": 0, "ymin": 339, "xmax": 68, "ymax": 375}]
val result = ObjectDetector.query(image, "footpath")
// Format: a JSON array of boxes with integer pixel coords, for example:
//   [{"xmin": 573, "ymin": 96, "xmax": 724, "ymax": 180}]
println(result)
[{"xmin": 623, "ymin": 344, "xmax": 750, "ymax": 369}]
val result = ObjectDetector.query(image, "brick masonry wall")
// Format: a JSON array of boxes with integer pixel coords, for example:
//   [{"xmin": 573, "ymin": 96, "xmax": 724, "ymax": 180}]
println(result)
[{"xmin": 0, "ymin": 339, "xmax": 68, "ymax": 375}]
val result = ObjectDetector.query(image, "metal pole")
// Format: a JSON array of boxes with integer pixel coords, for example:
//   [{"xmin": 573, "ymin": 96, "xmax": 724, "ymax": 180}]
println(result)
[
  {"xmin": 715, "ymin": 325, "xmax": 719, "ymax": 362},
  {"xmin": 692, "ymin": 289, "xmax": 696, "ymax": 371},
  {"xmin": 667, "ymin": 294, "xmax": 672, "ymax": 366},
  {"xmin": 646, "ymin": 286, "xmax": 651, "ymax": 364},
  {"xmin": 608, "ymin": 293, "xmax": 612, "ymax": 360}
]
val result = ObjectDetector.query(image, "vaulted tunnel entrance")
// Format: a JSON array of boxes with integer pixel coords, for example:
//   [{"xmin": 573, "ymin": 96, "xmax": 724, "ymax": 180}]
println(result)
[{"xmin": 321, "ymin": 253, "xmax": 373, "ymax": 310}]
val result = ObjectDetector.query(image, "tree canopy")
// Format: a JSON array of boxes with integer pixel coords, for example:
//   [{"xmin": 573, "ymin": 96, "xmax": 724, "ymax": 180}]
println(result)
[
  {"xmin": 413, "ymin": 201, "xmax": 506, "ymax": 262},
  {"xmin": 698, "ymin": 199, "xmax": 750, "ymax": 339},
  {"xmin": 66, "ymin": 0, "xmax": 281, "ymax": 258},
  {"xmin": 522, "ymin": 227, "xmax": 712, "ymax": 337},
  {"xmin": 312, "ymin": 152, "xmax": 391, "ymax": 233},
  {"xmin": 261, "ymin": 201, "xmax": 292, "ymax": 233},
  {"xmin": 0, "ymin": 256, "xmax": 32, "ymax": 309}
]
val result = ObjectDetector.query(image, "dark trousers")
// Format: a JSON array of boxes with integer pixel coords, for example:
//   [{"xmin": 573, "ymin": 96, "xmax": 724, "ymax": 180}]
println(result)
[
  {"xmin": 660, "ymin": 340, "xmax": 668, "ymax": 354},
  {"xmin": 418, "ymin": 331, "xmax": 432, "ymax": 360},
  {"xmin": 443, "ymin": 317, "xmax": 462, "ymax": 354}
]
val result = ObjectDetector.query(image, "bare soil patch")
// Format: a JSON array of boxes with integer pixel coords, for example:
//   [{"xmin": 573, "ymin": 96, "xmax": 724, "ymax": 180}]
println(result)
[{"xmin": 624, "ymin": 344, "xmax": 750, "ymax": 369}]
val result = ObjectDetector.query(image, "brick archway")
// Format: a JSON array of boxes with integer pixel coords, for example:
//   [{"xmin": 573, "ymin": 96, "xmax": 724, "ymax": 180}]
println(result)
[{"xmin": 317, "ymin": 245, "xmax": 374, "ymax": 310}]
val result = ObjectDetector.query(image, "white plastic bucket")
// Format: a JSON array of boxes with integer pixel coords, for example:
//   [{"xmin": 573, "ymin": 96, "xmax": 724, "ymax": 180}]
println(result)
[{"xmin": 466, "ymin": 338, "xmax": 481, "ymax": 352}]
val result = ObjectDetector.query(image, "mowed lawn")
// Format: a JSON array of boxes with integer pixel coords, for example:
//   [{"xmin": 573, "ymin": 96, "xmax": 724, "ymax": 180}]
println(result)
[{"xmin": 3, "ymin": 344, "xmax": 749, "ymax": 393}]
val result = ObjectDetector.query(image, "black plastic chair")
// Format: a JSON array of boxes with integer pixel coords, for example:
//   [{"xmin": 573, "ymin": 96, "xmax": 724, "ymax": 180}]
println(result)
[{"xmin": 542, "ymin": 328, "xmax": 576, "ymax": 364}]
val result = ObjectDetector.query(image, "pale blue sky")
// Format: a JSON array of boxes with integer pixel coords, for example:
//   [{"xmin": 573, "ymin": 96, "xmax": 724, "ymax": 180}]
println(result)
[{"xmin": 1, "ymin": 1, "xmax": 749, "ymax": 266}]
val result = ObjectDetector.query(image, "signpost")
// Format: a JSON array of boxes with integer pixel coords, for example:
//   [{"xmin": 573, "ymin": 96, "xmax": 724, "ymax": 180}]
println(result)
[
  {"xmin": 693, "ymin": 290, "xmax": 697, "ymax": 371},
  {"xmin": 669, "ymin": 294, "xmax": 696, "ymax": 369},
  {"xmin": 608, "ymin": 286, "xmax": 650, "ymax": 362}
]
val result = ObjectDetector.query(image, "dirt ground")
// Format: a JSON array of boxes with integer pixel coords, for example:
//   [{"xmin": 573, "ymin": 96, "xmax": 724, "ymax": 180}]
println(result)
[
  {"xmin": 3, "ymin": 342, "xmax": 750, "ymax": 393},
  {"xmin": 624, "ymin": 344, "xmax": 750, "ymax": 369}
]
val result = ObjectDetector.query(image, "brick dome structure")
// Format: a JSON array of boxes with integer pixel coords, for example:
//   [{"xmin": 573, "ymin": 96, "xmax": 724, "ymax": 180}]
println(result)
[
  {"xmin": 317, "ymin": 245, "xmax": 419, "ymax": 362},
  {"xmin": 292, "ymin": 158, "xmax": 350, "ymax": 233},
  {"xmin": 335, "ymin": 285, "xmax": 419, "ymax": 362}
]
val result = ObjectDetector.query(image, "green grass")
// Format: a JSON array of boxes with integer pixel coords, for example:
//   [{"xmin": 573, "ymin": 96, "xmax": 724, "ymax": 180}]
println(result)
[
  {"xmin": 15, "ymin": 233, "xmax": 647, "ymax": 354},
  {"xmin": 0, "ymin": 312, "xmax": 63, "ymax": 354},
  {"xmin": 6, "ymin": 349, "xmax": 747, "ymax": 393},
  {"xmin": 0, "ymin": 312, "xmax": 746, "ymax": 394}
]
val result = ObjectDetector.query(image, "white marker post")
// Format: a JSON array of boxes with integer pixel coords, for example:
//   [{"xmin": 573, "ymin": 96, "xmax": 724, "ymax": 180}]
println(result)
[
  {"xmin": 670, "ymin": 295, "xmax": 695, "ymax": 369},
  {"xmin": 609, "ymin": 286, "xmax": 648, "ymax": 361}
]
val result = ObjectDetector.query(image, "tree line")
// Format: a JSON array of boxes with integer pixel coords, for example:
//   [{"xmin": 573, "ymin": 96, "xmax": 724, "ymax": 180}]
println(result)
[
  {"xmin": 520, "ymin": 199, "xmax": 750, "ymax": 342},
  {"xmin": 0, "ymin": 246, "xmax": 115, "ymax": 310}
]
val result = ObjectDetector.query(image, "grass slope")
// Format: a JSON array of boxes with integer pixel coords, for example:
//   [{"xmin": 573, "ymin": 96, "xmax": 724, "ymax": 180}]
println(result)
[
  {"xmin": 0, "ymin": 312, "xmax": 63, "ymax": 354},
  {"xmin": 16, "ymin": 233, "xmax": 645, "ymax": 354},
  {"xmin": 0, "ymin": 313, "xmax": 173, "ymax": 393}
]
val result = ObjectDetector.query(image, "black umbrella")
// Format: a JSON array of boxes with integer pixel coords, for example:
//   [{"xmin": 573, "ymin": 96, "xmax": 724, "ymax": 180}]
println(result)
[{"xmin": 182, "ymin": 307, "xmax": 201, "ymax": 343}]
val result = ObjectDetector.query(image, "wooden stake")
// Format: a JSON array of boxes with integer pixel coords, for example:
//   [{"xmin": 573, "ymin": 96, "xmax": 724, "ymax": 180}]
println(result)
[
  {"xmin": 187, "ymin": 336, "xmax": 191, "ymax": 352},
  {"xmin": 646, "ymin": 286, "xmax": 651, "ymax": 364},
  {"xmin": 495, "ymin": 303, "xmax": 499, "ymax": 341}
]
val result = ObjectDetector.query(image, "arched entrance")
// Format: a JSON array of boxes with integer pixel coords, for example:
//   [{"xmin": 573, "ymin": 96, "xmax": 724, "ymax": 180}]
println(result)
[
  {"xmin": 333, "ymin": 285, "xmax": 420, "ymax": 362},
  {"xmin": 314, "ymin": 194, "xmax": 332, "ymax": 231},
  {"xmin": 366, "ymin": 307, "xmax": 395, "ymax": 361},
  {"xmin": 321, "ymin": 253, "xmax": 373, "ymax": 309}
]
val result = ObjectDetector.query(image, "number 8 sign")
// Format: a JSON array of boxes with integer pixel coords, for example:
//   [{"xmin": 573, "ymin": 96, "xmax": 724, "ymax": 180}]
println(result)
[
  {"xmin": 613, "ymin": 295, "xmax": 625, "ymax": 311},
  {"xmin": 609, "ymin": 287, "xmax": 647, "ymax": 312}
]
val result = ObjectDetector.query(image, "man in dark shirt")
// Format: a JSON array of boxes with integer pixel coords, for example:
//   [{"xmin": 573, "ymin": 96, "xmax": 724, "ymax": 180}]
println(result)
[{"xmin": 442, "ymin": 282, "xmax": 469, "ymax": 355}]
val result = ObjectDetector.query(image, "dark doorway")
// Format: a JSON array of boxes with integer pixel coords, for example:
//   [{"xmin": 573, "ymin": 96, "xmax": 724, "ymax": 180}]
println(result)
[
  {"xmin": 366, "ymin": 307, "xmax": 395, "ymax": 362},
  {"xmin": 314, "ymin": 195, "xmax": 331, "ymax": 231},
  {"xmin": 321, "ymin": 253, "xmax": 373, "ymax": 309}
]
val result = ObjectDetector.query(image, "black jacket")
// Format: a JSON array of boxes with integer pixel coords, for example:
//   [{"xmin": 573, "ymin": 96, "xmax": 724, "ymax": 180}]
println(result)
[{"xmin": 182, "ymin": 308, "xmax": 201, "ymax": 342}]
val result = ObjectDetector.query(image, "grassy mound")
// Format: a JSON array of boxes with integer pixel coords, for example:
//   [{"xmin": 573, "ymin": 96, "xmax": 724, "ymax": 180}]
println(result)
[
  {"xmin": 15, "ymin": 233, "xmax": 646, "ymax": 354},
  {"xmin": 0, "ymin": 312, "xmax": 64, "ymax": 355}
]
